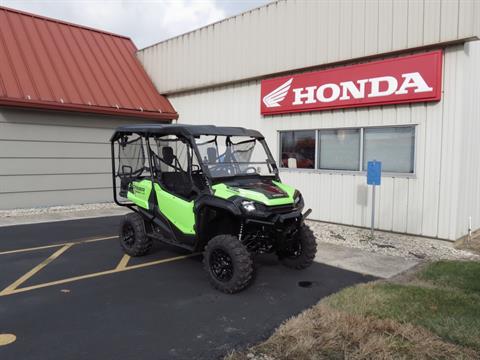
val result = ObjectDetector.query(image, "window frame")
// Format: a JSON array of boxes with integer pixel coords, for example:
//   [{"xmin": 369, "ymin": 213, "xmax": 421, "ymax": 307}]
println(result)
[
  {"xmin": 278, "ymin": 124, "xmax": 417, "ymax": 178},
  {"xmin": 317, "ymin": 127, "xmax": 362, "ymax": 171},
  {"xmin": 278, "ymin": 129, "xmax": 317, "ymax": 170}
]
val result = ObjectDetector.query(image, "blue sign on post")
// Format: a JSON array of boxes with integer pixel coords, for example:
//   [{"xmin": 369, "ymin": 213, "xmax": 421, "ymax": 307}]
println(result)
[
  {"xmin": 367, "ymin": 160, "xmax": 382, "ymax": 185},
  {"xmin": 367, "ymin": 160, "xmax": 381, "ymax": 238}
]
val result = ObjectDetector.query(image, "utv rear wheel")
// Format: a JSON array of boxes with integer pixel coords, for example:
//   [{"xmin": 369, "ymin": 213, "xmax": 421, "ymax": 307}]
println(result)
[
  {"xmin": 119, "ymin": 213, "xmax": 152, "ymax": 256},
  {"xmin": 203, "ymin": 235, "xmax": 254, "ymax": 294},
  {"xmin": 278, "ymin": 224, "xmax": 317, "ymax": 269}
]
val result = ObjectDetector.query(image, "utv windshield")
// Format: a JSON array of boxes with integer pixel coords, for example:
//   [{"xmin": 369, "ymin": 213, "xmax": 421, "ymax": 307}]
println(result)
[{"xmin": 195, "ymin": 135, "xmax": 277, "ymax": 178}]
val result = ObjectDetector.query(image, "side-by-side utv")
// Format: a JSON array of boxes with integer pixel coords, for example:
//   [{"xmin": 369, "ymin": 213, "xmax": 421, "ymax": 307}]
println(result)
[{"xmin": 110, "ymin": 124, "xmax": 317, "ymax": 293}]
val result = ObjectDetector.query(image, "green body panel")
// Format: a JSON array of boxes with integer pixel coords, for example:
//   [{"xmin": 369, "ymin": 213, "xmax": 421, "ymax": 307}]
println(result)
[
  {"xmin": 129, "ymin": 178, "xmax": 295, "ymax": 235},
  {"xmin": 272, "ymin": 180, "xmax": 296, "ymax": 199},
  {"xmin": 154, "ymin": 184, "xmax": 196, "ymax": 235},
  {"xmin": 127, "ymin": 179, "xmax": 153, "ymax": 210},
  {"xmin": 212, "ymin": 180, "xmax": 296, "ymax": 206}
]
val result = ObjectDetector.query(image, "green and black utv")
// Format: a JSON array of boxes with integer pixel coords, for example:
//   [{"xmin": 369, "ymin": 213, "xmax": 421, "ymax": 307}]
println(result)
[{"xmin": 110, "ymin": 124, "xmax": 317, "ymax": 293}]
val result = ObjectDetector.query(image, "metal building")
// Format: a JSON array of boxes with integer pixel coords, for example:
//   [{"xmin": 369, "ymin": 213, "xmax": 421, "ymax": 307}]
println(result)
[
  {"xmin": 138, "ymin": 0, "xmax": 480, "ymax": 241},
  {"xmin": 0, "ymin": 6, "xmax": 177, "ymax": 209}
]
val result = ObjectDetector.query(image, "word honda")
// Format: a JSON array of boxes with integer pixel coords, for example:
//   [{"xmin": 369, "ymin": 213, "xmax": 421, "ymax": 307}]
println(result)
[{"xmin": 290, "ymin": 72, "xmax": 433, "ymax": 106}]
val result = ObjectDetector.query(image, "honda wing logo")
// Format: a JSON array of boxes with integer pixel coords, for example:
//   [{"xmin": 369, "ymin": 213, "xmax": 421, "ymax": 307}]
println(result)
[{"xmin": 262, "ymin": 78, "xmax": 292, "ymax": 108}]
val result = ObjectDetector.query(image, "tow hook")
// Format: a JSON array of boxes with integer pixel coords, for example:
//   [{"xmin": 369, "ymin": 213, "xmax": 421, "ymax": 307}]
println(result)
[{"xmin": 301, "ymin": 209, "xmax": 312, "ymax": 222}]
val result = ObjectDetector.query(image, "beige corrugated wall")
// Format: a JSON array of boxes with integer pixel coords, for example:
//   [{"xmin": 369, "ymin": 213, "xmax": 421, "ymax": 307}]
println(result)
[
  {"xmin": 137, "ymin": 0, "xmax": 480, "ymax": 239},
  {"xmin": 138, "ymin": 0, "xmax": 480, "ymax": 94},
  {"xmin": 0, "ymin": 108, "xmax": 149, "ymax": 209},
  {"xmin": 165, "ymin": 44, "xmax": 474, "ymax": 241},
  {"xmin": 456, "ymin": 40, "xmax": 480, "ymax": 239}
]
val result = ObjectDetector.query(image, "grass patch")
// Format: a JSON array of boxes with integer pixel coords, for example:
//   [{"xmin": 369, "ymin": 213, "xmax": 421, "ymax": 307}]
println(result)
[
  {"xmin": 227, "ymin": 261, "xmax": 480, "ymax": 360},
  {"xmin": 418, "ymin": 260, "xmax": 480, "ymax": 294},
  {"xmin": 326, "ymin": 283, "xmax": 480, "ymax": 351},
  {"xmin": 227, "ymin": 303, "xmax": 476, "ymax": 360},
  {"xmin": 325, "ymin": 261, "xmax": 480, "ymax": 351}
]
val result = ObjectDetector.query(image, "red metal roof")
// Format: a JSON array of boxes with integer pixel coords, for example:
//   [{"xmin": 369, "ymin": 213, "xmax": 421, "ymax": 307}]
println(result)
[{"xmin": 0, "ymin": 6, "xmax": 177, "ymax": 120}]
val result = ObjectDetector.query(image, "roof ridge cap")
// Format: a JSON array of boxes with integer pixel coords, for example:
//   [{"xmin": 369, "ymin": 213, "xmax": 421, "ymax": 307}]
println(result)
[{"xmin": 0, "ymin": 5, "xmax": 131, "ymax": 41}]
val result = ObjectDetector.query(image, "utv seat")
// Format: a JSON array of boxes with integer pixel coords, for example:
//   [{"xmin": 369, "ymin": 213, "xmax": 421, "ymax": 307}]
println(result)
[
  {"xmin": 161, "ymin": 172, "xmax": 194, "ymax": 198},
  {"xmin": 192, "ymin": 173, "xmax": 206, "ymax": 191},
  {"xmin": 207, "ymin": 147, "xmax": 217, "ymax": 164},
  {"xmin": 159, "ymin": 146, "xmax": 196, "ymax": 199}
]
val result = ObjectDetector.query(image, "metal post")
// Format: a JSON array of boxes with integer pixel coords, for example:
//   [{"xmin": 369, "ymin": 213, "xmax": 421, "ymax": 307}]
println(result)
[{"xmin": 371, "ymin": 184, "xmax": 376, "ymax": 237}]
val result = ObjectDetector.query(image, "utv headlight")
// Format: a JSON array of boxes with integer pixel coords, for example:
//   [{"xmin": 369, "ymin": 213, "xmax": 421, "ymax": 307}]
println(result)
[
  {"xmin": 241, "ymin": 200, "xmax": 256, "ymax": 212},
  {"xmin": 293, "ymin": 190, "xmax": 304, "ymax": 209}
]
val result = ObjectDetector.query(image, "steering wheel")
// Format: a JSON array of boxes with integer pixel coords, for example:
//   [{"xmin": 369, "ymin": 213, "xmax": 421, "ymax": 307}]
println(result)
[
  {"xmin": 191, "ymin": 164, "xmax": 202, "ymax": 175},
  {"xmin": 209, "ymin": 163, "xmax": 236, "ymax": 176}
]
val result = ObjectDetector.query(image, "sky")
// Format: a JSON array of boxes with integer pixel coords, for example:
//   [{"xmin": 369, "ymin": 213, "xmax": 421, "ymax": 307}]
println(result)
[{"xmin": 0, "ymin": 0, "xmax": 270, "ymax": 49}]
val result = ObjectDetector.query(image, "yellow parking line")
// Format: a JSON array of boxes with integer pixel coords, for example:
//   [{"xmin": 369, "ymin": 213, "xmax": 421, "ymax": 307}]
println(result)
[
  {"xmin": 0, "ymin": 244, "xmax": 73, "ymax": 296},
  {"xmin": 2, "ymin": 253, "xmax": 200, "ymax": 296},
  {"xmin": 0, "ymin": 235, "xmax": 118, "ymax": 256},
  {"xmin": 115, "ymin": 254, "xmax": 130, "ymax": 270},
  {"xmin": 0, "ymin": 333, "xmax": 16, "ymax": 346},
  {"xmin": 83, "ymin": 235, "xmax": 119, "ymax": 244}
]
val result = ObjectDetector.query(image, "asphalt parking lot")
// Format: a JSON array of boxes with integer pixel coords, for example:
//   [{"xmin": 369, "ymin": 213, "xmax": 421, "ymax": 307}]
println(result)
[{"xmin": 0, "ymin": 215, "xmax": 375, "ymax": 360}]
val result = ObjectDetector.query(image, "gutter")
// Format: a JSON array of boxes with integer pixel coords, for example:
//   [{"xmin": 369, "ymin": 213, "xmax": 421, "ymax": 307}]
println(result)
[{"xmin": 0, "ymin": 98, "xmax": 178, "ymax": 121}]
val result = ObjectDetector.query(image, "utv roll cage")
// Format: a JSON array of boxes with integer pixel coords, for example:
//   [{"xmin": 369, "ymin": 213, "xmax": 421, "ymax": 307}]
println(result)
[
  {"xmin": 110, "ymin": 124, "xmax": 264, "ymax": 141},
  {"xmin": 110, "ymin": 124, "xmax": 278, "ymax": 210}
]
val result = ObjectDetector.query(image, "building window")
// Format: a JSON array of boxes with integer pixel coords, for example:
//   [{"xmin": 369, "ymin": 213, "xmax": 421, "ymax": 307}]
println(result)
[
  {"xmin": 280, "ymin": 130, "xmax": 315, "ymax": 168},
  {"xmin": 279, "ymin": 125, "xmax": 415, "ymax": 174},
  {"xmin": 363, "ymin": 127, "xmax": 415, "ymax": 173},
  {"xmin": 318, "ymin": 129, "xmax": 360, "ymax": 171}
]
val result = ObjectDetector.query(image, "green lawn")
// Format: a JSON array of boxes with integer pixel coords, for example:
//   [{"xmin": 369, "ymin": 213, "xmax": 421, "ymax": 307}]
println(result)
[
  {"xmin": 326, "ymin": 261, "xmax": 480, "ymax": 352},
  {"xmin": 418, "ymin": 260, "xmax": 480, "ymax": 294},
  {"xmin": 227, "ymin": 261, "xmax": 480, "ymax": 360},
  {"xmin": 326, "ymin": 282, "xmax": 480, "ymax": 351}
]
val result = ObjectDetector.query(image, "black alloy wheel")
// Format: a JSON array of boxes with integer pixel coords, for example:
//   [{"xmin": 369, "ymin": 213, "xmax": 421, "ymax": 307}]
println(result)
[
  {"xmin": 284, "ymin": 238, "xmax": 302, "ymax": 259},
  {"xmin": 203, "ymin": 234, "xmax": 254, "ymax": 293},
  {"xmin": 209, "ymin": 249, "xmax": 234, "ymax": 282},
  {"xmin": 278, "ymin": 224, "xmax": 317, "ymax": 269},
  {"xmin": 121, "ymin": 222, "xmax": 135, "ymax": 248},
  {"xmin": 119, "ymin": 213, "xmax": 152, "ymax": 257}
]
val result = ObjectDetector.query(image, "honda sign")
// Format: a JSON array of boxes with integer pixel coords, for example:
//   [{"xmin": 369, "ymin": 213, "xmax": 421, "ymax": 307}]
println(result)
[{"xmin": 261, "ymin": 51, "xmax": 442, "ymax": 115}]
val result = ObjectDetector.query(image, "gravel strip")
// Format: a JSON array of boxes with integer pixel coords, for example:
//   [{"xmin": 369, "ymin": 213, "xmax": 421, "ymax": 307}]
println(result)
[
  {"xmin": 1, "ymin": 204, "xmax": 477, "ymax": 261},
  {"xmin": 0, "ymin": 202, "xmax": 118, "ymax": 218},
  {"xmin": 306, "ymin": 220, "xmax": 479, "ymax": 261}
]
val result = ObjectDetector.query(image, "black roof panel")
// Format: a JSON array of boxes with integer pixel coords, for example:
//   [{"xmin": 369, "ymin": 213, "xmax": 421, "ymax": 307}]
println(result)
[{"xmin": 111, "ymin": 124, "xmax": 264, "ymax": 141}]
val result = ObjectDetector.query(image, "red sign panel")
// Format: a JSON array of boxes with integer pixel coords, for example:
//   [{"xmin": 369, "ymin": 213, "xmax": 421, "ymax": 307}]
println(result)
[{"xmin": 261, "ymin": 51, "xmax": 442, "ymax": 115}]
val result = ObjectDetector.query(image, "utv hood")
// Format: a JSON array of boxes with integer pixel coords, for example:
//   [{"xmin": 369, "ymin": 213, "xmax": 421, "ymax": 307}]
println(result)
[{"xmin": 212, "ymin": 180, "xmax": 295, "ymax": 206}]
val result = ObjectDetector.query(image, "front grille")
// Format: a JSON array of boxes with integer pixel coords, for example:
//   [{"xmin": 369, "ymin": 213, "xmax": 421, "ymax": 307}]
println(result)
[{"xmin": 268, "ymin": 204, "xmax": 294, "ymax": 214}]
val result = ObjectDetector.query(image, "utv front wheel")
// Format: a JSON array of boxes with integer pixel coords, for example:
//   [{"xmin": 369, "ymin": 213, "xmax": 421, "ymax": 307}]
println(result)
[
  {"xmin": 203, "ymin": 235, "xmax": 254, "ymax": 294},
  {"xmin": 278, "ymin": 224, "xmax": 317, "ymax": 269},
  {"xmin": 119, "ymin": 213, "xmax": 152, "ymax": 256}
]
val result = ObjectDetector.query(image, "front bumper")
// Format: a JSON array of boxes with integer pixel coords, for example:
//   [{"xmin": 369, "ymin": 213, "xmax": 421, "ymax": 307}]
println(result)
[
  {"xmin": 244, "ymin": 208, "xmax": 311, "ymax": 232},
  {"xmin": 240, "ymin": 208, "xmax": 311, "ymax": 253}
]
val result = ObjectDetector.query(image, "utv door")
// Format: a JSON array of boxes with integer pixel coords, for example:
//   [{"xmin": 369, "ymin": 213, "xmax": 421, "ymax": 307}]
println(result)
[
  {"xmin": 152, "ymin": 136, "xmax": 197, "ymax": 236},
  {"xmin": 154, "ymin": 184, "xmax": 195, "ymax": 234}
]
